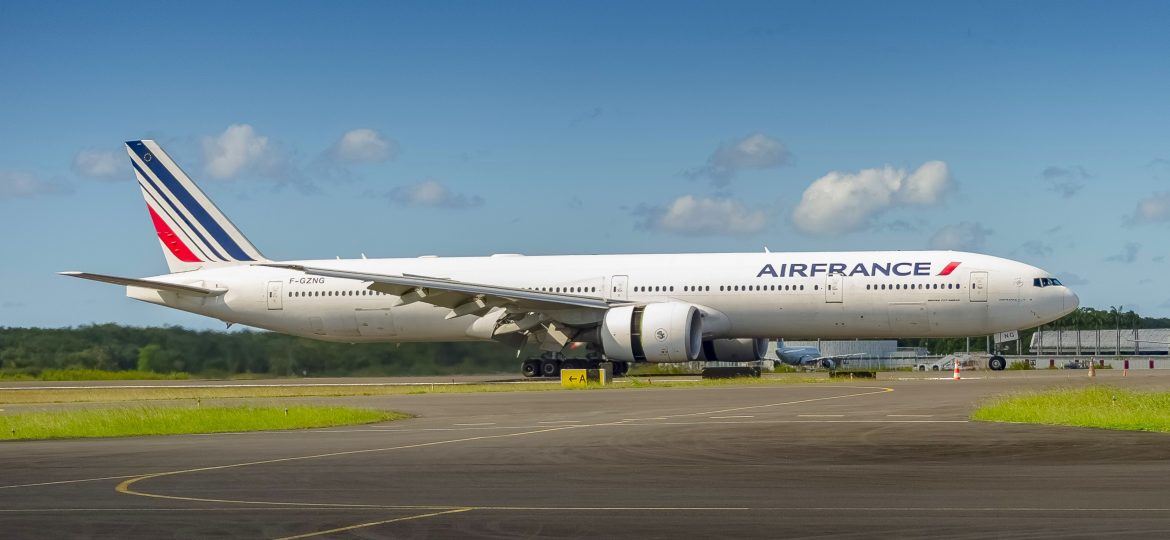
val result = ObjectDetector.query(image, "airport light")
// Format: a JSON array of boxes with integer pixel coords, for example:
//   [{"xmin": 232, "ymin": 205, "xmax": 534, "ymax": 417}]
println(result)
[{"xmin": 1110, "ymin": 305, "xmax": 1122, "ymax": 357}]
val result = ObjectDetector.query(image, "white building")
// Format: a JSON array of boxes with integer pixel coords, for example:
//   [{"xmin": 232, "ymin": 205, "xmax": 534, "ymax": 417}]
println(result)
[
  {"xmin": 1030, "ymin": 328, "xmax": 1170, "ymax": 355},
  {"xmin": 781, "ymin": 339, "xmax": 900, "ymax": 358}
]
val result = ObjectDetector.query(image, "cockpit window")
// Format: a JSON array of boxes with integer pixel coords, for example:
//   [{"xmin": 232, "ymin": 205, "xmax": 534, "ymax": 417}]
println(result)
[{"xmin": 1033, "ymin": 277, "xmax": 1063, "ymax": 288}]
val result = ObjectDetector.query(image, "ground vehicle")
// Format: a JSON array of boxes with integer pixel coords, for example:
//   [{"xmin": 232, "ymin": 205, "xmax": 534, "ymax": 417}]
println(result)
[{"xmin": 917, "ymin": 353, "xmax": 1008, "ymax": 371}]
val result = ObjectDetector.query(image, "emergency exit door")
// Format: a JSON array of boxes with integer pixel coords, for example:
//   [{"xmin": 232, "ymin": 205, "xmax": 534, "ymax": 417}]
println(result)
[
  {"xmin": 969, "ymin": 272, "xmax": 988, "ymax": 302},
  {"xmin": 610, "ymin": 275, "xmax": 628, "ymax": 301},
  {"xmin": 267, "ymin": 281, "xmax": 283, "ymax": 310},
  {"xmin": 825, "ymin": 274, "xmax": 843, "ymax": 303}
]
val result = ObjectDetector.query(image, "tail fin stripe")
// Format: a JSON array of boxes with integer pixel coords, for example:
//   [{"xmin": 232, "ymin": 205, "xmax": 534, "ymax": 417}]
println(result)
[
  {"xmin": 132, "ymin": 160, "xmax": 227, "ymax": 262},
  {"xmin": 138, "ymin": 178, "xmax": 219, "ymax": 262},
  {"xmin": 146, "ymin": 205, "xmax": 202, "ymax": 263},
  {"xmin": 127, "ymin": 144, "xmax": 255, "ymax": 261}
]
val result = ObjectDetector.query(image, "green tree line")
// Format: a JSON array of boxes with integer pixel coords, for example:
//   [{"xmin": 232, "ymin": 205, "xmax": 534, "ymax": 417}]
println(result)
[{"xmin": 0, "ymin": 324, "xmax": 524, "ymax": 377}]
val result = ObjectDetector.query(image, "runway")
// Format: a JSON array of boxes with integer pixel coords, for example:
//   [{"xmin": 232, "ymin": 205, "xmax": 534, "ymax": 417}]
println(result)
[{"xmin": 3, "ymin": 371, "xmax": 1170, "ymax": 538}]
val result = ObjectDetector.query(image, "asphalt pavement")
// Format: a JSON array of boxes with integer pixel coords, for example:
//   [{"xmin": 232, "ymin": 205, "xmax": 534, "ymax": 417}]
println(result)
[{"xmin": 2, "ymin": 370, "xmax": 1169, "ymax": 539}]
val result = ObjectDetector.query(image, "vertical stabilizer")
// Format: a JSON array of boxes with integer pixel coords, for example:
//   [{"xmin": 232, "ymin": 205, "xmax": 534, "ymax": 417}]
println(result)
[{"xmin": 126, "ymin": 140, "xmax": 267, "ymax": 272}]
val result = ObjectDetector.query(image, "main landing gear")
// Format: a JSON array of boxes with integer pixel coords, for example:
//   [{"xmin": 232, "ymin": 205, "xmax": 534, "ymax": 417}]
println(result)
[{"xmin": 521, "ymin": 353, "xmax": 629, "ymax": 378}]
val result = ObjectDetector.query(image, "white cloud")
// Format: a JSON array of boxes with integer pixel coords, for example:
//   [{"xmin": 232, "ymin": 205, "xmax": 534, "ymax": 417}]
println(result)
[
  {"xmin": 1020, "ymin": 240, "xmax": 1054, "ymax": 257},
  {"xmin": 635, "ymin": 195, "xmax": 768, "ymax": 236},
  {"xmin": 1040, "ymin": 165, "xmax": 1090, "ymax": 198},
  {"xmin": 792, "ymin": 161, "xmax": 952, "ymax": 235},
  {"xmin": 569, "ymin": 107, "xmax": 602, "ymax": 127},
  {"xmin": 1127, "ymin": 191, "xmax": 1170, "ymax": 225},
  {"xmin": 0, "ymin": 171, "xmax": 69, "ymax": 200},
  {"xmin": 201, "ymin": 124, "xmax": 276, "ymax": 179},
  {"xmin": 1056, "ymin": 272, "xmax": 1089, "ymax": 286},
  {"xmin": 330, "ymin": 128, "xmax": 398, "ymax": 163},
  {"xmin": 687, "ymin": 133, "xmax": 791, "ymax": 186},
  {"xmin": 72, "ymin": 149, "xmax": 122, "ymax": 180},
  {"xmin": 386, "ymin": 179, "xmax": 483, "ymax": 209},
  {"xmin": 928, "ymin": 221, "xmax": 992, "ymax": 251},
  {"xmin": 1105, "ymin": 242, "xmax": 1141, "ymax": 264}
]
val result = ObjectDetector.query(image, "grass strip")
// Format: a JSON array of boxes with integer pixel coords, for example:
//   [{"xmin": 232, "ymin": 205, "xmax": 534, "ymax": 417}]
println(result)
[
  {"xmin": 0, "ymin": 405, "xmax": 406, "ymax": 441},
  {"xmin": 0, "ymin": 375, "xmax": 832, "ymax": 405},
  {"xmin": 972, "ymin": 386, "xmax": 1170, "ymax": 433},
  {"xmin": 0, "ymin": 369, "xmax": 189, "ymax": 381}
]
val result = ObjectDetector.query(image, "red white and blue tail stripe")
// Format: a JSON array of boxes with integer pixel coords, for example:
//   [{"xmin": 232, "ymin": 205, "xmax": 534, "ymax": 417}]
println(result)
[{"xmin": 127, "ymin": 140, "xmax": 266, "ymax": 272}]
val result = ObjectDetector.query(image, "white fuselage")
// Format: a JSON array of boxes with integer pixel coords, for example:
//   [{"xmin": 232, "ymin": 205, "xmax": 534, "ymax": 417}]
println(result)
[{"xmin": 129, "ymin": 250, "xmax": 1078, "ymax": 344}]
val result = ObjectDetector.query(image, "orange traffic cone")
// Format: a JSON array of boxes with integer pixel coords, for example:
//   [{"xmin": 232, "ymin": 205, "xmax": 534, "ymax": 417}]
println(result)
[{"xmin": 952, "ymin": 359, "xmax": 961, "ymax": 380}]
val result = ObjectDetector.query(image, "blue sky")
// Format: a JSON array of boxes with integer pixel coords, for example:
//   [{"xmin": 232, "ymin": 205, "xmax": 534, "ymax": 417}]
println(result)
[{"xmin": 1, "ymin": 1, "xmax": 1168, "ymax": 329}]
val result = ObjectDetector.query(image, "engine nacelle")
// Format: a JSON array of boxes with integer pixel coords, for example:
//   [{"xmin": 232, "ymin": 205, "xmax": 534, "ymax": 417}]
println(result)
[
  {"xmin": 600, "ymin": 303, "xmax": 702, "ymax": 363},
  {"xmin": 697, "ymin": 338, "xmax": 769, "ymax": 362}
]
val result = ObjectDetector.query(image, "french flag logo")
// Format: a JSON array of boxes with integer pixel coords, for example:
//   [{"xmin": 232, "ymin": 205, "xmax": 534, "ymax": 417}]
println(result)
[{"xmin": 937, "ymin": 262, "xmax": 961, "ymax": 276}]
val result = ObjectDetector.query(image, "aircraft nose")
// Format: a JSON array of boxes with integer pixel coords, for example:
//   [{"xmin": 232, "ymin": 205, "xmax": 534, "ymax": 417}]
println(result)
[{"xmin": 1065, "ymin": 289, "xmax": 1080, "ymax": 312}]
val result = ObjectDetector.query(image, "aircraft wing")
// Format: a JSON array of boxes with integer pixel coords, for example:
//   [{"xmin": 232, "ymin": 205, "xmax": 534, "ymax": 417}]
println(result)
[
  {"xmin": 263, "ymin": 264, "xmax": 619, "ymax": 318},
  {"xmin": 60, "ymin": 271, "xmax": 227, "ymax": 297}
]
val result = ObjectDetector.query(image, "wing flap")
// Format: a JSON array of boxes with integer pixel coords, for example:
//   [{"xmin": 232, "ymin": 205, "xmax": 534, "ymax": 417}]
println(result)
[{"xmin": 60, "ymin": 271, "xmax": 227, "ymax": 297}]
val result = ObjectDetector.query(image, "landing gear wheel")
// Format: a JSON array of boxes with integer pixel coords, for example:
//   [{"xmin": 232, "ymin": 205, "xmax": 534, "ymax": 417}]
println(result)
[
  {"xmin": 562, "ymin": 359, "xmax": 586, "ymax": 371},
  {"xmin": 613, "ymin": 361, "xmax": 629, "ymax": 377},
  {"xmin": 541, "ymin": 359, "xmax": 561, "ymax": 377},
  {"xmin": 988, "ymin": 355, "xmax": 1007, "ymax": 371},
  {"xmin": 521, "ymin": 360, "xmax": 541, "ymax": 378}
]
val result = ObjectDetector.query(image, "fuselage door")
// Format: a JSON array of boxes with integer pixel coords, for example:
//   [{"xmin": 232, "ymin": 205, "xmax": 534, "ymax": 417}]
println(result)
[
  {"xmin": 970, "ymin": 271, "xmax": 988, "ymax": 302},
  {"xmin": 610, "ymin": 275, "xmax": 629, "ymax": 301},
  {"xmin": 267, "ymin": 281, "xmax": 283, "ymax": 310},
  {"xmin": 825, "ymin": 274, "xmax": 843, "ymax": 303}
]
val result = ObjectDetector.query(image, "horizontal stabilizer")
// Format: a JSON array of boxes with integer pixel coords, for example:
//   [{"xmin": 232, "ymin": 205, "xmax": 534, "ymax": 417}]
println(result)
[{"xmin": 60, "ymin": 272, "xmax": 227, "ymax": 297}]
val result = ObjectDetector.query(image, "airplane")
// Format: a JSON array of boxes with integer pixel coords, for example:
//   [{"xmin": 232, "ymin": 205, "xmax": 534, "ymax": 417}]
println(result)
[
  {"xmin": 63, "ymin": 140, "xmax": 1080, "ymax": 378},
  {"xmin": 773, "ymin": 345, "xmax": 862, "ymax": 370}
]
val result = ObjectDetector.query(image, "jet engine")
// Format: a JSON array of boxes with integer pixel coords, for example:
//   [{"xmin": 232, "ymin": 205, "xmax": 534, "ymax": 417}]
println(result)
[
  {"xmin": 600, "ymin": 303, "xmax": 702, "ymax": 362},
  {"xmin": 697, "ymin": 338, "xmax": 769, "ymax": 362}
]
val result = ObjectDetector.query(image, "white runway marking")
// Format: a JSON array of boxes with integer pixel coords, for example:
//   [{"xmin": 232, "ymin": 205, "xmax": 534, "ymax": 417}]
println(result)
[
  {"xmin": 537, "ymin": 420, "xmax": 580, "ymax": 424},
  {"xmin": 709, "ymin": 415, "xmax": 754, "ymax": 419},
  {"xmin": 798, "ymin": 414, "xmax": 845, "ymax": 417}
]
